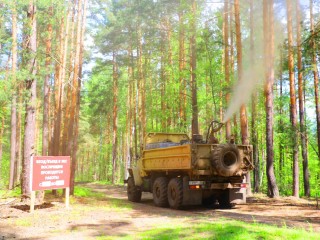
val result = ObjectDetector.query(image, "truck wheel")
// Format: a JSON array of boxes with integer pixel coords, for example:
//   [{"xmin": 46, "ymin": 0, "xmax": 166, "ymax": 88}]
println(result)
[
  {"xmin": 211, "ymin": 144, "xmax": 241, "ymax": 177},
  {"xmin": 127, "ymin": 177, "xmax": 142, "ymax": 202},
  {"xmin": 153, "ymin": 177, "xmax": 169, "ymax": 207},
  {"xmin": 167, "ymin": 178, "xmax": 183, "ymax": 209}
]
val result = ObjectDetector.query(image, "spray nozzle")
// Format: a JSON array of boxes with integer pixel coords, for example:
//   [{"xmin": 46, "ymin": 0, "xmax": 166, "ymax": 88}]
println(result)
[{"xmin": 205, "ymin": 120, "xmax": 224, "ymax": 143}]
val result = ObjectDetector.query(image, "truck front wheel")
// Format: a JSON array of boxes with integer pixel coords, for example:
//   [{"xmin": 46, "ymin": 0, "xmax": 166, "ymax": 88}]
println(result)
[
  {"xmin": 153, "ymin": 177, "xmax": 169, "ymax": 207},
  {"xmin": 127, "ymin": 177, "xmax": 142, "ymax": 202},
  {"xmin": 167, "ymin": 178, "xmax": 183, "ymax": 209}
]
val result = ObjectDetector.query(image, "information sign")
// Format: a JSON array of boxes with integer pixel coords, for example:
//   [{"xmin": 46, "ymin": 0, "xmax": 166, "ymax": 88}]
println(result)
[
  {"xmin": 30, "ymin": 156, "xmax": 71, "ymax": 191},
  {"xmin": 29, "ymin": 156, "xmax": 71, "ymax": 213}
]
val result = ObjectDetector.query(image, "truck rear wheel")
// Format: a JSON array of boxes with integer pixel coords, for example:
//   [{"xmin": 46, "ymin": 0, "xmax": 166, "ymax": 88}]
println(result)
[
  {"xmin": 153, "ymin": 177, "xmax": 169, "ymax": 207},
  {"xmin": 127, "ymin": 177, "xmax": 142, "ymax": 202},
  {"xmin": 167, "ymin": 178, "xmax": 183, "ymax": 209}
]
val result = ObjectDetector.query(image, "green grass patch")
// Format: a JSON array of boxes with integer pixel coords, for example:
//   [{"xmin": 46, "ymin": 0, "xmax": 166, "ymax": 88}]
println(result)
[
  {"xmin": 98, "ymin": 218, "xmax": 318, "ymax": 240},
  {"xmin": 73, "ymin": 186, "xmax": 105, "ymax": 198},
  {"xmin": 139, "ymin": 219, "xmax": 318, "ymax": 240},
  {"xmin": 0, "ymin": 187, "xmax": 21, "ymax": 198}
]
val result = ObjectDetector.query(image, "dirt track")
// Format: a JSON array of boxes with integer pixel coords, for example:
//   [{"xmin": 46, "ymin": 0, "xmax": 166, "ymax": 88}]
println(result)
[{"xmin": 0, "ymin": 183, "xmax": 319, "ymax": 239}]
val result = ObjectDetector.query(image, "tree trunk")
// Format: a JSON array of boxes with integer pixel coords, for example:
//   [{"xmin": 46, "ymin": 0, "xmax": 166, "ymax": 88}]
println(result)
[
  {"xmin": 0, "ymin": 118, "xmax": 4, "ymax": 177},
  {"xmin": 310, "ymin": 0, "xmax": 320, "ymax": 162},
  {"xmin": 178, "ymin": 2, "xmax": 186, "ymax": 129},
  {"xmin": 286, "ymin": 0, "xmax": 299, "ymax": 198},
  {"xmin": 68, "ymin": 0, "xmax": 84, "ymax": 194},
  {"xmin": 42, "ymin": 6, "xmax": 52, "ymax": 157},
  {"xmin": 190, "ymin": 0, "xmax": 199, "ymax": 136},
  {"xmin": 112, "ymin": 52, "xmax": 118, "ymax": 184},
  {"xmin": 264, "ymin": 0, "xmax": 279, "ymax": 198},
  {"xmin": 250, "ymin": 0, "xmax": 260, "ymax": 193},
  {"xmin": 51, "ymin": 16, "xmax": 65, "ymax": 157},
  {"xmin": 295, "ymin": 0, "xmax": 310, "ymax": 197},
  {"xmin": 22, "ymin": 1, "xmax": 37, "ymax": 196},
  {"xmin": 224, "ymin": 0, "xmax": 231, "ymax": 140},
  {"xmin": 279, "ymin": 51, "xmax": 284, "ymax": 183},
  {"xmin": 166, "ymin": 18, "xmax": 173, "ymax": 128},
  {"xmin": 137, "ymin": 26, "xmax": 145, "ymax": 154},
  {"xmin": 9, "ymin": 95, "xmax": 17, "ymax": 190},
  {"xmin": 160, "ymin": 31, "xmax": 167, "ymax": 131},
  {"xmin": 61, "ymin": 4, "xmax": 75, "ymax": 156},
  {"xmin": 9, "ymin": 3, "xmax": 18, "ymax": 190},
  {"xmin": 234, "ymin": 0, "xmax": 251, "ymax": 195}
]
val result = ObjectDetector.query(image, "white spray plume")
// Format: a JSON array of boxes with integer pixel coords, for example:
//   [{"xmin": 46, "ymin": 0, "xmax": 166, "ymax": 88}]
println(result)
[
  {"xmin": 222, "ymin": 62, "xmax": 264, "ymax": 123},
  {"xmin": 222, "ymin": 1, "xmax": 285, "ymax": 123}
]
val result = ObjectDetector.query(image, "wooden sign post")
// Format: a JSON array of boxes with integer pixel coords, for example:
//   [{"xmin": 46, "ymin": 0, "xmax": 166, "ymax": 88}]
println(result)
[{"xmin": 30, "ymin": 156, "xmax": 71, "ymax": 213}]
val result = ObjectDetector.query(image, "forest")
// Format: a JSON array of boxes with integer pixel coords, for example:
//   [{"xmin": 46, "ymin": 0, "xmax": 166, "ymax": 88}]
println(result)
[{"xmin": 0, "ymin": 0, "xmax": 319, "ymax": 200}]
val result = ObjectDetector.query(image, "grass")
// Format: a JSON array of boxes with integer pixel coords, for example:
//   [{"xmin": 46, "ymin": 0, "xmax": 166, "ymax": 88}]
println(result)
[
  {"xmin": 98, "ymin": 218, "xmax": 318, "ymax": 240},
  {"xmin": 144, "ymin": 220, "xmax": 318, "ymax": 240},
  {"xmin": 73, "ymin": 185, "xmax": 105, "ymax": 198},
  {"xmin": 0, "ymin": 187, "xmax": 21, "ymax": 199}
]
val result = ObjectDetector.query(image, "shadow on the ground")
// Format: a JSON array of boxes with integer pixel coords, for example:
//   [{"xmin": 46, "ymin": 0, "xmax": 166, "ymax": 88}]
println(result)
[
  {"xmin": 82, "ymin": 183, "xmax": 320, "ymax": 232},
  {"xmin": 11, "ymin": 202, "xmax": 54, "ymax": 212},
  {"xmin": 69, "ymin": 220, "xmax": 131, "ymax": 238}
]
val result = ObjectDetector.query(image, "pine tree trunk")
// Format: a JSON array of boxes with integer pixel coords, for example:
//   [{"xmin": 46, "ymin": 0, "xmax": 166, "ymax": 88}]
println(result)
[
  {"xmin": 52, "ymin": 16, "xmax": 65, "ymax": 157},
  {"xmin": 160, "ymin": 32, "xmax": 167, "ymax": 131},
  {"xmin": 190, "ymin": 0, "xmax": 199, "ymax": 136},
  {"xmin": 137, "ymin": 26, "xmax": 145, "ymax": 154},
  {"xmin": 250, "ymin": 0, "xmax": 260, "ymax": 193},
  {"xmin": 295, "ymin": 0, "xmax": 310, "ymax": 197},
  {"xmin": 166, "ymin": 18, "xmax": 173, "ymax": 128},
  {"xmin": 61, "ymin": 5, "xmax": 75, "ymax": 156},
  {"xmin": 0, "ymin": 118, "xmax": 4, "ymax": 178},
  {"xmin": 310, "ymin": 0, "xmax": 320, "ymax": 161},
  {"xmin": 286, "ymin": 0, "xmax": 299, "ymax": 198},
  {"xmin": 112, "ymin": 52, "xmax": 118, "ymax": 184},
  {"xmin": 22, "ymin": 1, "xmax": 37, "ymax": 196},
  {"xmin": 279, "ymin": 51, "xmax": 284, "ymax": 181},
  {"xmin": 264, "ymin": 0, "xmax": 279, "ymax": 198},
  {"xmin": 234, "ymin": 0, "xmax": 251, "ymax": 195},
  {"xmin": 9, "ymin": 3, "xmax": 18, "ymax": 190},
  {"xmin": 10, "ymin": 95, "xmax": 17, "ymax": 190},
  {"xmin": 68, "ymin": 0, "xmax": 84, "ymax": 194},
  {"xmin": 178, "ymin": 2, "xmax": 186, "ymax": 129},
  {"xmin": 42, "ymin": 6, "xmax": 52, "ymax": 157},
  {"xmin": 230, "ymin": 4, "xmax": 238, "ymax": 143},
  {"xmin": 224, "ymin": 0, "xmax": 231, "ymax": 140}
]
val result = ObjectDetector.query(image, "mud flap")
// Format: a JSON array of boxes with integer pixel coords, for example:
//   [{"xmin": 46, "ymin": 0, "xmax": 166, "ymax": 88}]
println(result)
[
  {"xmin": 182, "ymin": 176, "xmax": 202, "ymax": 205},
  {"xmin": 229, "ymin": 187, "xmax": 246, "ymax": 204},
  {"xmin": 132, "ymin": 167, "xmax": 143, "ymax": 186}
]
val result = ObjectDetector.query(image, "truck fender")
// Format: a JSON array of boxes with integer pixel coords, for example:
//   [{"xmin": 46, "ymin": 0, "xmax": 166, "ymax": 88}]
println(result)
[{"xmin": 132, "ymin": 166, "xmax": 143, "ymax": 186}]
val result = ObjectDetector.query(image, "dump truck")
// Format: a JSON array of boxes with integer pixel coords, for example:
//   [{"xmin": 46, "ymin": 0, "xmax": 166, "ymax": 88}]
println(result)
[{"xmin": 125, "ymin": 121, "xmax": 253, "ymax": 209}]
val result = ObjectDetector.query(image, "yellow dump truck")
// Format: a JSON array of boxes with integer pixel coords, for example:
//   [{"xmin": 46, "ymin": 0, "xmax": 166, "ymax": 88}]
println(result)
[{"xmin": 125, "ymin": 121, "xmax": 253, "ymax": 209}]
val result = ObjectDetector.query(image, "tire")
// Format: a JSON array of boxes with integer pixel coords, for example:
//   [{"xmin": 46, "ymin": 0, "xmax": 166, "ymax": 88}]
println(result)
[
  {"xmin": 218, "ymin": 190, "xmax": 235, "ymax": 209},
  {"xmin": 167, "ymin": 178, "xmax": 183, "ymax": 209},
  {"xmin": 127, "ymin": 177, "xmax": 142, "ymax": 202},
  {"xmin": 211, "ymin": 144, "xmax": 241, "ymax": 177},
  {"xmin": 153, "ymin": 177, "xmax": 169, "ymax": 207}
]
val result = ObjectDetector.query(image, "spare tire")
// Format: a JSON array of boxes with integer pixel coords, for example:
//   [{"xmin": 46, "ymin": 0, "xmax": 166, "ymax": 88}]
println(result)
[{"xmin": 211, "ymin": 144, "xmax": 241, "ymax": 177}]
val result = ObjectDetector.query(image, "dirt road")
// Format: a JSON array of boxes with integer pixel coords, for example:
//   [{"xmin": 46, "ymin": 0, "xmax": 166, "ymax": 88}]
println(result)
[{"xmin": 0, "ymin": 183, "xmax": 319, "ymax": 239}]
